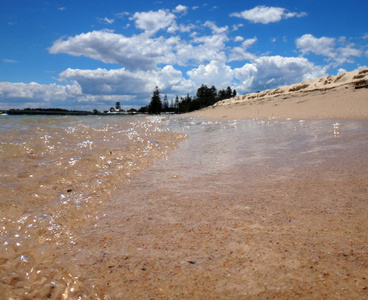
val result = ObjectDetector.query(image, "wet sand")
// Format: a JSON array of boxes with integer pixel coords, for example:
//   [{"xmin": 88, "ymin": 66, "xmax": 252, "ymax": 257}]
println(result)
[{"xmin": 72, "ymin": 119, "xmax": 368, "ymax": 299}]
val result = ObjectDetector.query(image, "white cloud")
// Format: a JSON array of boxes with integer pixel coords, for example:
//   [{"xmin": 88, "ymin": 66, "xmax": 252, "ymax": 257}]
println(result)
[
  {"xmin": 0, "ymin": 81, "xmax": 82, "ymax": 109},
  {"xmin": 167, "ymin": 22, "xmax": 194, "ymax": 33},
  {"xmin": 10, "ymin": 6, "xmax": 363, "ymax": 111},
  {"xmin": 204, "ymin": 21, "xmax": 228, "ymax": 35},
  {"xmin": 130, "ymin": 9, "xmax": 176, "ymax": 36},
  {"xmin": 296, "ymin": 34, "xmax": 362, "ymax": 66},
  {"xmin": 228, "ymin": 38, "xmax": 257, "ymax": 62},
  {"xmin": 187, "ymin": 61, "xmax": 234, "ymax": 88},
  {"xmin": 232, "ymin": 24, "xmax": 244, "ymax": 31},
  {"xmin": 233, "ymin": 56, "xmax": 326, "ymax": 92},
  {"xmin": 0, "ymin": 81, "xmax": 136, "ymax": 110},
  {"xmin": 49, "ymin": 30, "xmax": 177, "ymax": 70},
  {"xmin": 231, "ymin": 6, "xmax": 306, "ymax": 24},
  {"xmin": 175, "ymin": 33, "xmax": 228, "ymax": 66},
  {"xmin": 185, "ymin": 55, "xmax": 325, "ymax": 94},
  {"xmin": 97, "ymin": 17, "xmax": 115, "ymax": 24},
  {"xmin": 336, "ymin": 44, "xmax": 362, "ymax": 64},
  {"xmin": 1, "ymin": 54, "xmax": 327, "ymax": 110},
  {"xmin": 296, "ymin": 34, "xmax": 336, "ymax": 57},
  {"xmin": 58, "ymin": 66, "xmax": 195, "ymax": 97},
  {"xmin": 0, "ymin": 81, "xmax": 81, "ymax": 100},
  {"xmin": 173, "ymin": 5, "xmax": 188, "ymax": 14}
]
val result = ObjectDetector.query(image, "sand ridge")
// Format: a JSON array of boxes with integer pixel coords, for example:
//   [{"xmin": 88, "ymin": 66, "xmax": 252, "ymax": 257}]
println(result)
[{"xmin": 189, "ymin": 68, "xmax": 368, "ymax": 120}]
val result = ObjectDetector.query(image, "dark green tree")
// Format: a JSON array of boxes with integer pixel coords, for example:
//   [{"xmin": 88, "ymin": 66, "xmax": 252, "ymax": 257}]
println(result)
[
  {"xmin": 196, "ymin": 84, "xmax": 217, "ymax": 108},
  {"xmin": 163, "ymin": 94, "xmax": 169, "ymax": 112},
  {"xmin": 226, "ymin": 86, "xmax": 232, "ymax": 98},
  {"xmin": 175, "ymin": 95, "xmax": 179, "ymax": 110},
  {"xmin": 115, "ymin": 102, "xmax": 121, "ymax": 111},
  {"xmin": 149, "ymin": 86, "xmax": 162, "ymax": 114}
]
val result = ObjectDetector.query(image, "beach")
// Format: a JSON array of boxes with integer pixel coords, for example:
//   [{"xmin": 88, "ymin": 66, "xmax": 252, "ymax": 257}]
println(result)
[
  {"xmin": 187, "ymin": 68, "xmax": 368, "ymax": 121},
  {"xmin": 1, "ymin": 69, "xmax": 368, "ymax": 299},
  {"xmin": 76, "ymin": 118, "xmax": 368, "ymax": 299}
]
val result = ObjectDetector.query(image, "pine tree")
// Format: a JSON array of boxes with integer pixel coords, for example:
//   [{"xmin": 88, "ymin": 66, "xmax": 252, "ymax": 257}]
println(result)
[
  {"xmin": 149, "ymin": 86, "xmax": 162, "ymax": 114},
  {"xmin": 163, "ymin": 94, "xmax": 169, "ymax": 112}
]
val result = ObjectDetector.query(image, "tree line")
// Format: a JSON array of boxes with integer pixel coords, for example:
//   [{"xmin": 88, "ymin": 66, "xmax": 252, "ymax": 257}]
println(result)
[{"xmin": 141, "ymin": 84, "xmax": 237, "ymax": 114}]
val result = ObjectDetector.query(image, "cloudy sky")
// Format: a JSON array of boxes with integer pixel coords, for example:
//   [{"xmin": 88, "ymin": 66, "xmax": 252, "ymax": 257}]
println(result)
[{"xmin": 1, "ymin": 0, "xmax": 367, "ymax": 111}]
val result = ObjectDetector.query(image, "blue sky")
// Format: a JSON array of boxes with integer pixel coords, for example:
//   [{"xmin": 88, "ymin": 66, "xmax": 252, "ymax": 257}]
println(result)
[{"xmin": 1, "ymin": 0, "xmax": 367, "ymax": 111}]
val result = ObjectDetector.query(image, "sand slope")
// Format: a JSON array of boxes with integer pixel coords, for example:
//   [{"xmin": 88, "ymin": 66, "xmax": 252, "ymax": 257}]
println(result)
[{"xmin": 189, "ymin": 68, "xmax": 368, "ymax": 120}]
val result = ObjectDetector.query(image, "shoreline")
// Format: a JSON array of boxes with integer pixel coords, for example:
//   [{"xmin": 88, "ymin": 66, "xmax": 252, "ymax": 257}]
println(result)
[
  {"xmin": 186, "ymin": 68, "xmax": 368, "ymax": 121},
  {"xmin": 81, "ymin": 118, "xmax": 368, "ymax": 298}
]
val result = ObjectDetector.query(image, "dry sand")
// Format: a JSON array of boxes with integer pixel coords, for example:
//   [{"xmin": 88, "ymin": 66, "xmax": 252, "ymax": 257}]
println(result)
[{"xmin": 187, "ymin": 68, "xmax": 368, "ymax": 120}]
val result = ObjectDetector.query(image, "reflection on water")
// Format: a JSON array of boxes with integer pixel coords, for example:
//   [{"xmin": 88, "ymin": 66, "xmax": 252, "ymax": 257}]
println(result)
[
  {"xmin": 1, "ymin": 115, "xmax": 367, "ymax": 298},
  {"xmin": 168, "ymin": 118, "xmax": 368, "ymax": 179}
]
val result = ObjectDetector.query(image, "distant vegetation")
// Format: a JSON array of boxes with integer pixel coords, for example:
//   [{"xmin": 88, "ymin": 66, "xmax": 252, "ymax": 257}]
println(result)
[
  {"xmin": 6, "ymin": 108, "xmax": 95, "ymax": 115},
  {"xmin": 141, "ymin": 84, "xmax": 236, "ymax": 114},
  {"xmin": 5, "ymin": 84, "xmax": 237, "ymax": 116}
]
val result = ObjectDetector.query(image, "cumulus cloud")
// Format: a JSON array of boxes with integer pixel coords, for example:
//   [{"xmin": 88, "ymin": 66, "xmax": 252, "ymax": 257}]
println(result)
[
  {"xmin": 7, "ymin": 6, "xmax": 363, "ymax": 110},
  {"xmin": 173, "ymin": 5, "xmax": 188, "ymax": 14},
  {"xmin": 58, "ymin": 66, "xmax": 196, "ymax": 97},
  {"xmin": 231, "ymin": 6, "xmax": 306, "ymax": 24},
  {"xmin": 0, "ymin": 81, "xmax": 81, "ymax": 101},
  {"xmin": 49, "ymin": 26, "xmax": 231, "ymax": 70},
  {"xmin": 175, "ymin": 33, "xmax": 228, "ymax": 66},
  {"xmin": 204, "ymin": 21, "xmax": 228, "ymax": 35},
  {"xmin": 58, "ymin": 55, "xmax": 326, "ymax": 101},
  {"xmin": 1, "ymin": 54, "xmax": 326, "ymax": 110},
  {"xmin": 296, "ymin": 34, "xmax": 336, "ymax": 57},
  {"xmin": 228, "ymin": 37, "xmax": 257, "ymax": 62},
  {"xmin": 233, "ymin": 56, "xmax": 326, "ymax": 92},
  {"xmin": 0, "ymin": 79, "xmax": 147, "ymax": 110},
  {"xmin": 296, "ymin": 34, "xmax": 362, "ymax": 66},
  {"xmin": 130, "ymin": 9, "xmax": 176, "ymax": 36},
  {"xmin": 187, "ymin": 61, "xmax": 234, "ymax": 88},
  {"xmin": 0, "ymin": 81, "xmax": 83, "ymax": 109},
  {"xmin": 49, "ymin": 30, "xmax": 177, "ymax": 70},
  {"xmin": 336, "ymin": 44, "xmax": 362, "ymax": 64}
]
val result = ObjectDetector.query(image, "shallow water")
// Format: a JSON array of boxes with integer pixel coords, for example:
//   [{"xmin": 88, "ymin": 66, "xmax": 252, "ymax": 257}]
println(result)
[
  {"xmin": 1, "ymin": 115, "xmax": 368, "ymax": 298},
  {"xmin": 0, "ymin": 115, "xmax": 186, "ymax": 298}
]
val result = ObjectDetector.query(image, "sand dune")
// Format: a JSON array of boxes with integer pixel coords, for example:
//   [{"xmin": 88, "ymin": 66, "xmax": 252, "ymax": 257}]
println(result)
[{"xmin": 189, "ymin": 68, "xmax": 368, "ymax": 120}]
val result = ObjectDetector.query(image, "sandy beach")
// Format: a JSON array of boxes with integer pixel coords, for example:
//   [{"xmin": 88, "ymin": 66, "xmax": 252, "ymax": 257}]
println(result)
[
  {"xmin": 188, "ymin": 68, "xmax": 368, "ymax": 120},
  {"xmin": 79, "ymin": 69, "xmax": 368, "ymax": 298},
  {"xmin": 1, "ymin": 69, "xmax": 368, "ymax": 299},
  {"xmin": 78, "ymin": 117, "xmax": 368, "ymax": 299}
]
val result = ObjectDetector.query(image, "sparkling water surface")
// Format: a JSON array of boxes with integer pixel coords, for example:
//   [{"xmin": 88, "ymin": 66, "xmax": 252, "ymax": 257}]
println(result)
[{"xmin": 1, "ymin": 114, "xmax": 367, "ymax": 298}]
